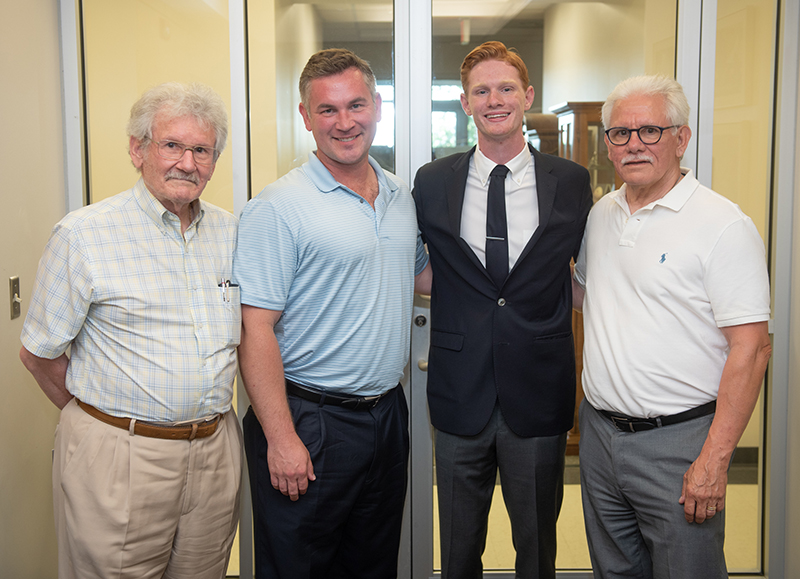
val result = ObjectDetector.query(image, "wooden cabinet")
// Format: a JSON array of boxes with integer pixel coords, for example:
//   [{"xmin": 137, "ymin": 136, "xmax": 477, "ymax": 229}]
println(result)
[
  {"xmin": 550, "ymin": 101, "xmax": 618, "ymax": 455},
  {"xmin": 551, "ymin": 101, "xmax": 619, "ymax": 201}
]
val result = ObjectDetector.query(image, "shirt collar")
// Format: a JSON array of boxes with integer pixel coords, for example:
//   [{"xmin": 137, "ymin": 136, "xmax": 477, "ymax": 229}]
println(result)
[
  {"xmin": 303, "ymin": 151, "xmax": 395, "ymax": 196},
  {"xmin": 474, "ymin": 144, "xmax": 533, "ymax": 187},
  {"xmin": 612, "ymin": 168, "xmax": 697, "ymax": 214},
  {"xmin": 133, "ymin": 178, "xmax": 204, "ymax": 231}
]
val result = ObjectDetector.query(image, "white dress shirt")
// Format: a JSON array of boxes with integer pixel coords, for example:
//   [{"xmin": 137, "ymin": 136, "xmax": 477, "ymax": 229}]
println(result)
[{"xmin": 460, "ymin": 145, "xmax": 539, "ymax": 271}]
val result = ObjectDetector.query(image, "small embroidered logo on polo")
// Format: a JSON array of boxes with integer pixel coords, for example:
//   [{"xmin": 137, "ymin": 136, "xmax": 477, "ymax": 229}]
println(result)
[{"xmin": 659, "ymin": 253, "xmax": 668, "ymax": 263}]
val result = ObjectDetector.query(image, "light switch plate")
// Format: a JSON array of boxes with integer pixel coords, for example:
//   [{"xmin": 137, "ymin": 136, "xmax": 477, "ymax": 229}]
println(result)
[{"xmin": 9, "ymin": 276, "xmax": 20, "ymax": 320}]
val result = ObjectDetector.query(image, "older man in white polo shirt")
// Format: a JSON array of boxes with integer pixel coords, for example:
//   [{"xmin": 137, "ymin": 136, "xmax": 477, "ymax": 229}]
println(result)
[{"xmin": 573, "ymin": 75, "xmax": 772, "ymax": 578}]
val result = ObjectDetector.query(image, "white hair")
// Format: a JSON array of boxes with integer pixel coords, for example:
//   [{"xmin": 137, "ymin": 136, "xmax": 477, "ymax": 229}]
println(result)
[
  {"xmin": 602, "ymin": 75, "xmax": 690, "ymax": 130},
  {"xmin": 127, "ymin": 82, "xmax": 228, "ymax": 156}
]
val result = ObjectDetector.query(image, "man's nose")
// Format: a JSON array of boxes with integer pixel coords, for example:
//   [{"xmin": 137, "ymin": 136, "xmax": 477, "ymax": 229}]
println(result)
[
  {"xmin": 335, "ymin": 110, "xmax": 356, "ymax": 130},
  {"xmin": 487, "ymin": 89, "xmax": 503, "ymax": 106},
  {"xmin": 627, "ymin": 131, "xmax": 647, "ymax": 150},
  {"xmin": 175, "ymin": 148, "xmax": 198, "ymax": 170}
]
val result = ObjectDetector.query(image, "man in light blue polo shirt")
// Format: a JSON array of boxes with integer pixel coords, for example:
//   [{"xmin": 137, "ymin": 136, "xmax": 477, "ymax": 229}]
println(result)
[{"xmin": 233, "ymin": 48, "xmax": 431, "ymax": 579}]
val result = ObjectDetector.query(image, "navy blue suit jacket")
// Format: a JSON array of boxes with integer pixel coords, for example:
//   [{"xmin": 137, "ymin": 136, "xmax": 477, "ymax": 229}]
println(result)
[{"xmin": 413, "ymin": 144, "xmax": 592, "ymax": 437}]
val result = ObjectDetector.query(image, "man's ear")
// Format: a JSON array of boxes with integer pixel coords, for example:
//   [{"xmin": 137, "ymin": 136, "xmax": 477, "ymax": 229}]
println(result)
[
  {"xmin": 299, "ymin": 102, "xmax": 313, "ymax": 132},
  {"xmin": 129, "ymin": 136, "xmax": 145, "ymax": 170},
  {"xmin": 675, "ymin": 125, "xmax": 692, "ymax": 158},
  {"xmin": 460, "ymin": 93, "xmax": 472, "ymax": 117},
  {"xmin": 524, "ymin": 86, "xmax": 535, "ymax": 111}
]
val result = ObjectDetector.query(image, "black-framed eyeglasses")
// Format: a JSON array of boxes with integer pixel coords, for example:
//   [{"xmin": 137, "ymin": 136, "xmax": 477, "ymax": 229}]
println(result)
[
  {"xmin": 150, "ymin": 140, "xmax": 218, "ymax": 165},
  {"xmin": 605, "ymin": 125, "xmax": 680, "ymax": 146}
]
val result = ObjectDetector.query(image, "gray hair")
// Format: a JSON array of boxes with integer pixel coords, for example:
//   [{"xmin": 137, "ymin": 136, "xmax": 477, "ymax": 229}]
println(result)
[
  {"xmin": 299, "ymin": 48, "xmax": 377, "ymax": 111},
  {"xmin": 127, "ymin": 82, "xmax": 228, "ymax": 157},
  {"xmin": 601, "ymin": 75, "xmax": 690, "ymax": 130}
]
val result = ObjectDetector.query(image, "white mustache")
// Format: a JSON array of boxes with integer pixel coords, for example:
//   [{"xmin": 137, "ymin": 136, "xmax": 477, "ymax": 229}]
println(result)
[
  {"xmin": 621, "ymin": 154, "xmax": 654, "ymax": 165},
  {"xmin": 165, "ymin": 169, "xmax": 199, "ymax": 185}
]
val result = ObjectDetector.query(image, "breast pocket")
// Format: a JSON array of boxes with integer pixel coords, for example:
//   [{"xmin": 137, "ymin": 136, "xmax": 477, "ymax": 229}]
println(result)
[{"xmin": 223, "ymin": 285, "xmax": 242, "ymax": 346}]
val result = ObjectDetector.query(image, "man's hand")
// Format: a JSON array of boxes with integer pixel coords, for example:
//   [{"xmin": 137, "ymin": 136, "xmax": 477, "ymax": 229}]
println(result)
[
  {"xmin": 679, "ymin": 454, "xmax": 727, "ymax": 523},
  {"xmin": 239, "ymin": 305, "xmax": 318, "ymax": 501},
  {"xmin": 678, "ymin": 321, "xmax": 771, "ymax": 524},
  {"xmin": 267, "ymin": 432, "xmax": 316, "ymax": 501},
  {"xmin": 19, "ymin": 348, "xmax": 72, "ymax": 409}
]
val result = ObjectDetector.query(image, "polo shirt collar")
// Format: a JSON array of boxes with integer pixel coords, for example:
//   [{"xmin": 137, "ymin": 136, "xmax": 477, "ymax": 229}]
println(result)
[
  {"xmin": 612, "ymin": 167, "xmax": 697, "ymax": 214},
  {"xmin": 474, "ymin": 144, "xmax": 532, "ymax": 187},
  {"xmin": 304, "ymin": 151, "xmax": 396, "ymax": 195},
  {"xmin": 133, "ymin": 177, "xmax": 204, "ymax": 231}
]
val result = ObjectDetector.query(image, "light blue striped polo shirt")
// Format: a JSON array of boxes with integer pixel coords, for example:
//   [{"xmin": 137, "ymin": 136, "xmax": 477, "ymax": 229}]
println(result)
[
  {"xmin": 233, "ymin": 153, "xmax": 428, "ymax": 396},
  {"xmin": 21, "ymin": 179, "xmax": 241, "ymax": 422}
]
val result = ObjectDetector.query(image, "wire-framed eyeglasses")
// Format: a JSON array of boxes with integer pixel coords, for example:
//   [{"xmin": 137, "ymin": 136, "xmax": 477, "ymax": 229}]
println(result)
[
  {"xmin": 150, "ymin": 140, "xmax": 218, "ymax": 165},
  {"xmin": 605, "ymin": 125, "xmax": 680, "ymax": 146}
]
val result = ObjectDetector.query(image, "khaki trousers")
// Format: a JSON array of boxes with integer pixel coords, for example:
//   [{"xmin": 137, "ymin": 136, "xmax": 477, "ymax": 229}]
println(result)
[{"xmin": 53, "ymin": 398, "xmax": 243, "ymax": 579}]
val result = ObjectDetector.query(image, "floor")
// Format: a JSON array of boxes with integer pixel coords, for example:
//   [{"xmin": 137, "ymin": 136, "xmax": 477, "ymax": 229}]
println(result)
[{"xmin": 227, "ymin": 457, "xmax": 761, "ymax": 575}]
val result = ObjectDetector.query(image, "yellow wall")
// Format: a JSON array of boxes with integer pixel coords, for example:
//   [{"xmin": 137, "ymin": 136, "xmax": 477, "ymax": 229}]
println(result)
[
  {"xmin": 274, "ymin": 2, "xmax": 322, "ymax": 178},
  {"xmin": 542, "ymin": 0, "xmax": 675, "ymax": 110},
  {"xmin": 0, "ymin": 2, "xmax": 65, "ymax": 575},
  {"xmin": 710, "ymin": 0, "xmax": 776, "ymax": 448},
  {"xmin": 711, "ymin": 0, "xmax": 774, "ymax": 240},
  {"xmin": 246, "ymin": 1, "xmax": 322, "ymax": 195},
  {"xmin": 542, "ymin": 1, "xmax": 647, "ymax": 111},
  {"xmin": 82, "ymin": 0, "xmax": 234, "ymax": 212},
  {"xmin": 247, "ymin": 0, "xmax": 280, "ymax": 196}
]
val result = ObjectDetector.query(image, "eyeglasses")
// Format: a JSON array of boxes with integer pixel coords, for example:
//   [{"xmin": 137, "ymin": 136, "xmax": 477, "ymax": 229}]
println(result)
[
  {"xmin": 605, "ymin": 125, "xmax": 680, "ymax": 146},
  {"xmin": 150, "ymin": 140, "xmax": 218, "ymax": 165}
]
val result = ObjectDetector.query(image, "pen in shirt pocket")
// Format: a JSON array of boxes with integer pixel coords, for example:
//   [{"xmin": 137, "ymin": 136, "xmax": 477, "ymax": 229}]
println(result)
[{"xmin": 218, "ymin": 279, "xmax": 238, "ymax": 303}]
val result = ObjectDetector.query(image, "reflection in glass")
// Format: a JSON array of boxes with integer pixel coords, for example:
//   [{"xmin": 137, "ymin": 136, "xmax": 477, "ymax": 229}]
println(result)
[
  {"xmin": 81, "ymin": 0, "xmax": 232, "ymax": 211},
  {"xmin": 711, "ymin": 0, "xmax": 777, "ymax": 572},
  {"xmin": 248, "ymin": 0, "xmax": 394, "ymax": 189}
]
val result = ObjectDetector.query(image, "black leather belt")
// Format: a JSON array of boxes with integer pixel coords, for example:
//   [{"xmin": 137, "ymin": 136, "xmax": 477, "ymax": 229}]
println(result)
[
  {"xmin": 285, "ymin": 380, "xmax": 393, "ymax": 411},
  {"xmin": 598, "ymin": 400, "xmax": 716, "ymax": 433}
]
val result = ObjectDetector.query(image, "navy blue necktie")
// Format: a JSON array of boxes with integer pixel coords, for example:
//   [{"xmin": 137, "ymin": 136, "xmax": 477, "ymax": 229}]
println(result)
[{"xmin": 486, "ymin": 164, "xmax": 510, "ymax": 287}]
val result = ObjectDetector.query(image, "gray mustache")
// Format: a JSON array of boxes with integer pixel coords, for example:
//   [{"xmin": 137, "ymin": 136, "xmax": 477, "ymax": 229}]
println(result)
[
  {"xmin": 622, "ymin": 155, "xmax": 654, "ymax": 165},
  {"xmin": 165, "ymin": 170, "xmax": 200, "ymax": 185}
]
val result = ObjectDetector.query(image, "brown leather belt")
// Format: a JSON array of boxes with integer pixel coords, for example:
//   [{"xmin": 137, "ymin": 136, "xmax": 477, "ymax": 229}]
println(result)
[{"xmin": 76, "ymin": 399, "xmax": 221, "ymax": 440}]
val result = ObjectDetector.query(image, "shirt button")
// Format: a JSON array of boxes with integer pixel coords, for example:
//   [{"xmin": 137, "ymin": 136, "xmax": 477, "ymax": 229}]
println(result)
[{"xmin": 497, "ymin": 298, "xmax": 506, "ymax": 306}]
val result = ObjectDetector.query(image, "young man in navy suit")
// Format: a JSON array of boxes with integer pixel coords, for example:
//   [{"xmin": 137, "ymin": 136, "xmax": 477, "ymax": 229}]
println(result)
[{"xmin": 413, "ymin": 41, "xmax": 592, "ymax": 579}]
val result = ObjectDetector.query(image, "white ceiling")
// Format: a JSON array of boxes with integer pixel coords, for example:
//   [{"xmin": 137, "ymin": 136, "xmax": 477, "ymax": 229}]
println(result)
[{"xmin": 306, "ymin": 0, "xmax": 558, "ymax": 41}]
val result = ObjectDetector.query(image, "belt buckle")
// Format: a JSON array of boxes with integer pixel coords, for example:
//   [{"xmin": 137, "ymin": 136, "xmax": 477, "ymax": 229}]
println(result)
[
  {"xmin": 609, "ymin": 416, "xmax": 635, "ymax": 432},
  {"xmin": 610, "ymin": 416, "xmax": 657, "ymax": 433},
  {"xmin": 364, "ymin": 394, "xmax": 383, "ymax": 408},
  {"xmin": 355, "ymin": 394, "xmax": 382, "ymax": 409}
]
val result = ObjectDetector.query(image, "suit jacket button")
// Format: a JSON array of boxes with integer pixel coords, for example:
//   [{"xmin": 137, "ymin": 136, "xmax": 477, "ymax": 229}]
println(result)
[{"xmin": 497, "ymin": 298, "xmax": 506, "ymax": 306}]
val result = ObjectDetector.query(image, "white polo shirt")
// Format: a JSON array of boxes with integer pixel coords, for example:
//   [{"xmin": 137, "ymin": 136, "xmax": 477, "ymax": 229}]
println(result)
[{"xmin": 574, "ymin": 169, "xmax": 770, "ymax": 418}]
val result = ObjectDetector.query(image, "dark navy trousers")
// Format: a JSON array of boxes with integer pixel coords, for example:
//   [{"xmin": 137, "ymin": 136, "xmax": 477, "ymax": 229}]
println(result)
[{"xmin": 244, "ymin": 386, "xmax": 409, "ymax": 579}]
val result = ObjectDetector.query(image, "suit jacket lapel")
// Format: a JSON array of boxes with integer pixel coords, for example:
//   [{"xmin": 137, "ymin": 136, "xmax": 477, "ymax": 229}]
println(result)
[
  {"xmin": 445, "ymin": 148, "xmax": 472, "ymax": 238},
  {"xmin": 445, "ymin": 147, "xmax": 491, "ymax": 276},
  {"xmin": 513, "ymin": 145, "xmax": 557, "ymax": 270}
]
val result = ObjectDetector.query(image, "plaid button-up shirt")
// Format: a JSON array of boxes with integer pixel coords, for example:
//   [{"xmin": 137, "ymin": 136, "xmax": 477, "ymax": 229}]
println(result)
[{"xmin": 22, "ymin": 179, "xmax": 240, "ymax": 422}]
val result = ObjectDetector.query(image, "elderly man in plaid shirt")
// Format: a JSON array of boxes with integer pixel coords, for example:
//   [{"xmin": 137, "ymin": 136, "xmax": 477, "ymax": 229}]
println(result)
[{"xmin": 20, "ymin": 82, "xmax": 242, "ymax": 579}]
